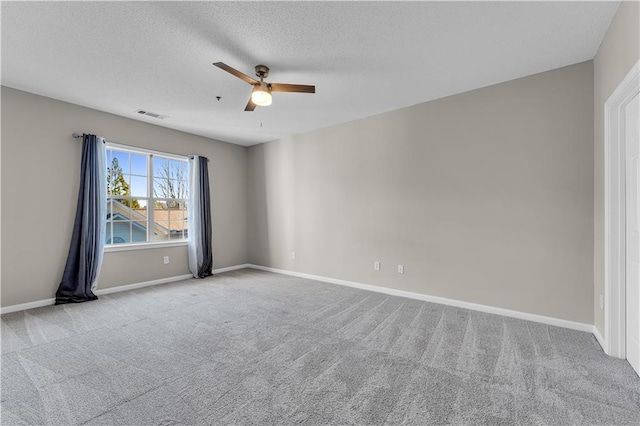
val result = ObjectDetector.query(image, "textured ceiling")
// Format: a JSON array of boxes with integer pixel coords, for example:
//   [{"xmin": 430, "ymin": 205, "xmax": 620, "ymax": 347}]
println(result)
[{"xmin": 1, "ymin": 1, "xmax": 619, "ymax": 146}]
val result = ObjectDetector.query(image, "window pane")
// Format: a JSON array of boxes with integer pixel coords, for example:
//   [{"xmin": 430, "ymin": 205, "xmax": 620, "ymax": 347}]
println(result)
[
  {"xmin": 170, "ymin": 159, "xmax": 188, "ymax": 180},
  {"xmin": 111, "ymin": 201, "xmax": 130, "ymax": 221},
  {"xmin": 129, "ymin": 200, "xmax": 146, "ymax": 216},
  {"xmin": 179, "ymin": 180, "xmax": 189, "ymax": 198},
  {"xmin": 172, "ymin": 207, "xmax": 188, "ymax": 221},
  {"xmin": 153, "ymin": 157, "xmax": 170, "ymax": 178},
  {"xmin": 168, "ymin": 201, "xmax": 187, "ymax": 241},
  {"xmin": 151, "ymin": 227, "xmax": 169, "ymax": 241},
  {"xmin": 151, "ymin": 231, "xmax": 167, "ymax": 241},
  {"xmin": 105, "ymin": 222, "xmax": 113, "ymax": 244},
  {"xmin": 174, "ymin": 179, "xmax": 188, "ymax": 200},
  {"xmin": 154, "ymin": 178, "xmax": 188, "ymax": 200},
  {"xmin": 153, "ymin": 178, "xmax": 166, "ymax": 198},
  {"xmin": 132, "ymin": 220, "xmax": 147, "ymax": 243},
  {"xmin": 112, "ymin": 151, "xmax": 130, "ymax": 174},
  {"xmin": 110, "ymin": 199, "xmax": 147, "ymax": 220},
  {"xmin": 107, "ymin": 198, "xmax": 114, "ymax": 220},
  {"xmin": 131, "ymin": 154, "xmax": 147, "ymax": 176},
  {"xmin": 130, "ymin": 176, "xmax": 147, "ymax": 197},
  {"xmin": 152, "ymin": 203, "xmax": 170, "ymax": 241},
  {"xmin": 108, "ymin": 171, "xmax": 132, "ymax": 197},
  {"xmin": 106, "ymin": 149, "xmax": 112, "ymax": 171},
  {"xmin": 153, "ymin": 157, "xmax": 189, "ymax": 199},
  {"xmin": 111, "ymin": 221, "xmax": 131, "ymax": 244},
  {"xmin": 181, "ymin": 202, "xmax": 189, "ymax": 241},
  {"xmin": 133, "ymin": 199, "xmax": 148, "ymax": 209},
  {"xmin": 154, "ymin": 200, "xmax": 168, "ymax": 210}
]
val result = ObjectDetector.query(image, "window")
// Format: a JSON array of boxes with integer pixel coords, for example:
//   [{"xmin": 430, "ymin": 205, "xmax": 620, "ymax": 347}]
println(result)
[{"xmin": 105, "ymin": 144, "xmax": 189, "ymax": 247}]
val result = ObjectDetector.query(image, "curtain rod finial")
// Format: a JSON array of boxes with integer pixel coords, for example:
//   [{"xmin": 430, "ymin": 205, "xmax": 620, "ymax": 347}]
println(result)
[{"xmin": 72, "ymin": 133, "xmax": 82, "ymax": 139}]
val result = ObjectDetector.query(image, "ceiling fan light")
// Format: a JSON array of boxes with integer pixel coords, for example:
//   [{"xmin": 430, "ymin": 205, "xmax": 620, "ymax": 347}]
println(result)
[{"xmin": 251, "ymin": 83, "xmax": 272, "ymax": 106}]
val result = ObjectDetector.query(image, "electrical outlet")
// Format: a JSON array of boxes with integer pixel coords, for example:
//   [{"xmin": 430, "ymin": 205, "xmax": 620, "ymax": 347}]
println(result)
[
  {"xmin": 398, "ymin": 264, "xmax": 404, "ymax": 274},
  {"xmin": 374, "ymin": 261, "xmax": 380, "ymax": 271},
  {"xmin": 599, "ymin": 294, "xmax": 604, "ymax": 310},
  {"xmin": 163, "ymin": 256, "xmax": 170, "ymax": 265},
  {"xmin": 292, "ymin": 251, "xmax": 296, "ymax": 260}
]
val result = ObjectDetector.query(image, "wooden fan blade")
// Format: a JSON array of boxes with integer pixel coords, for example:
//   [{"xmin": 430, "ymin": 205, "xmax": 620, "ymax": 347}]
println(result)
[
  {"xmin": 213, "ymin": 62, "xmax": 257, "ymax": 85},
  {"xmin": 269, "ymin": 83, "xmax": 315, "ymax": 94},
  {"xmin": 245, "ymin": 98, "xmax": 257, "ymax": 112}
]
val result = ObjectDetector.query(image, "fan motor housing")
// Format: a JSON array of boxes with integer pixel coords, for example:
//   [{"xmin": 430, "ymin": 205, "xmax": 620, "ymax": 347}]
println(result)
[{"xmin": 255, "ymin": 65, "xmax": 269, "ymax": 79}]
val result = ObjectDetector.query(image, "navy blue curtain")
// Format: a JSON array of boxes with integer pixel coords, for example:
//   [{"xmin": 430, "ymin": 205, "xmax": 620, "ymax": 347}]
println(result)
[
  {"xmin": 188, "ymin": 156, "xmax": 213, "ymax": 278},
  {"xmin": 55, "ymin": 134, "xmax": 107, "ymax": 304}
]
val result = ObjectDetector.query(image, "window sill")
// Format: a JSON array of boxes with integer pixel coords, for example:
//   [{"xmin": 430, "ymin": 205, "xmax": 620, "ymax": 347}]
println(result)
[{"xmin": 104, "ymin": 241, "xmax": 188, "ymax": 253}]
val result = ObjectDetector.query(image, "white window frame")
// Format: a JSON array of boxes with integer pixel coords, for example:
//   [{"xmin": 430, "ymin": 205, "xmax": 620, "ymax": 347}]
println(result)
[{"xmin": 105, "ymin": 142, "xmax": 189, "ymax": 252}]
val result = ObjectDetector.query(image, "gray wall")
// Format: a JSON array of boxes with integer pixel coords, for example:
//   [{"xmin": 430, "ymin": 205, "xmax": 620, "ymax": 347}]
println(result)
[
  {"xmin": 0, "ymin": 59, "xmax": 602, "ymax": 325},
  {"xmin": 248, "ymin": 62, "xmax": 594, "ymax": 324},
  {"xmin": 593, "ymin": 1, "xmax": 640, "ymax": 336},
  {"xmin": 1, "ymin": 87, "xmax": 248, "ymax": 307}
]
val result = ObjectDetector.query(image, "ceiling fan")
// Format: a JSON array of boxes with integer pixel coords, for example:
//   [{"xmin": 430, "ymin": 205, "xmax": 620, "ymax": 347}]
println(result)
[{"xmin": 213, "ymin": 62, "xmax": 315, "ymax": 111}]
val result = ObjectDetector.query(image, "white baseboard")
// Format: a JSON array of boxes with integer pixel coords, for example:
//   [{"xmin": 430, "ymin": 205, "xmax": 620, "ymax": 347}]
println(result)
[
  {"xmin": 1, "ymin": 263, "xmax": 602, "ymax": 343},
  {"xmin": 593, "ymin": 325, "xmax": 607, "ymax": 351},
  {"xmin": 0, "ymin": 298, "xmax": 56, "ymax": 315},
  {"xmin": 247, "ymin": 264, "xmax": 595, "ymax": 334},
  {"xmin": 0, "ymin": 263, "xmax": 249, "ymax": 315},
  {"xmin": 95, "ymin": 274, "xmax": 194, "ymax": 296},
  {"xmin": 213, "ymin": 263, "xmax": 250, "ymax": 274}
]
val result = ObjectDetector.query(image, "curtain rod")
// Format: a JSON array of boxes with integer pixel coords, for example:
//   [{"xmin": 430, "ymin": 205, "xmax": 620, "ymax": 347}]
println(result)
[{"xmin": 72, "ymin": 133, "xmax": 205, "ymax": 160}]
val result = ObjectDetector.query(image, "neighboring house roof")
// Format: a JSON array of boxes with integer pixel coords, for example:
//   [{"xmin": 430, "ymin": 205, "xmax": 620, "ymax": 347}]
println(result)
[
  {"xmin": 108, "ymin": 199, "xmax": 187, "ymax": 235},
  {"xmin": 134, "ymin": 208, "xmax": 187, "ymax": 232}
]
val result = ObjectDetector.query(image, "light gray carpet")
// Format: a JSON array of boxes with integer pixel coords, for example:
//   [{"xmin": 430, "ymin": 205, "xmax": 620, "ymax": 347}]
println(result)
[{"xmin": 1, "ymin": 269, "xmax": 639, "ymax": 425}]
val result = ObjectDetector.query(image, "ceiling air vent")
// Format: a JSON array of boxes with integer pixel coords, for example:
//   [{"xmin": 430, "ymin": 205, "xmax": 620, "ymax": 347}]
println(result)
[{"xmin": 136, "ymin": 109, "xmax": 168, "ymax": 120}]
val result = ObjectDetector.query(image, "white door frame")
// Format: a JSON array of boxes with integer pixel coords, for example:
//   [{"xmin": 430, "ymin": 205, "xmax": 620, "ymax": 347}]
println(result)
[{"xmin": 604, "ymin": 59, "xmax": 640, "ymax": 358}]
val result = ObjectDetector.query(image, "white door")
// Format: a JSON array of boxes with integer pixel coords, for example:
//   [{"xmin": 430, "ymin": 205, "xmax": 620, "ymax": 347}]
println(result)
[{"xmin": 626, "ymin": 92, "xmax": 640, "ymax": 376}]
